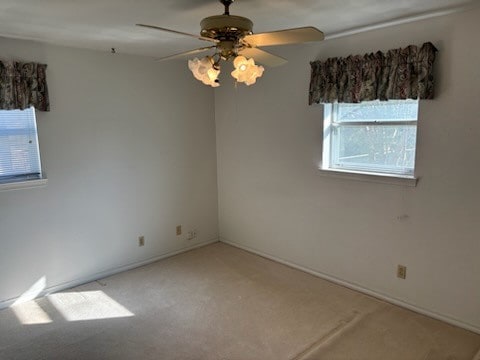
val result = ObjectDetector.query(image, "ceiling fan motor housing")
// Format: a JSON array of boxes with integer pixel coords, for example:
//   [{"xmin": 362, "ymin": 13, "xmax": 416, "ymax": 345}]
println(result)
[
  {"xmin": 200, "ymin": 15, "xmax": 253, "ymax": 59},
  {"xmin": 200, "ymin": 15, "xmax": 253, "ymax": 40}
]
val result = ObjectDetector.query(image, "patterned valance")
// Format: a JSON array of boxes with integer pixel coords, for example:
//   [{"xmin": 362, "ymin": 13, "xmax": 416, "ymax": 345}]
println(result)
[
  {"xmin": 309, "ymin": 42, "xmax": 437, "ymax": 104},
  {"xmin": 0, "ymin": 61, "xmax": 50, "ymax": 111}
]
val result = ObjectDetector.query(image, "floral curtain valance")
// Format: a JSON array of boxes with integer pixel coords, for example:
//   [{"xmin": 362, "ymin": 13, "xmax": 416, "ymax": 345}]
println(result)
[
  {"xmin": 309, "ymin": 42, "xmax": 437, "ymax": 104},
  {"xmin": 0, "ymin": 61, "xmax": 50, "ymax": 111}
]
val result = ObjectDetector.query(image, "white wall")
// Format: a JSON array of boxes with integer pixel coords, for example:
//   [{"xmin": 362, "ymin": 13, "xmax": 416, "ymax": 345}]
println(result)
[
  {"xmin": 0, "ymin": 37, "xmax": 218, "ymax": 304},
  {"xmin": 215, "ymin": 8, "xmax": 480, "ymax": 331}
]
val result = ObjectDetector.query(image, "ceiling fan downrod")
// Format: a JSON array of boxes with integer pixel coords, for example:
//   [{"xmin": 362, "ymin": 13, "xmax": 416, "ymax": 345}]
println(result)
[{"xmin": 220, "ymin": 0, "xmax": 235, "ymax": 15}]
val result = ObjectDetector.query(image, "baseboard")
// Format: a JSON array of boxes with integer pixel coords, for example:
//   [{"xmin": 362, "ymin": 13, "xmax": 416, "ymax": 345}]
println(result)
[
  {"xmin": 220, "ymin": 238, "xmax": 480, "ymax": 335},
  {"xmin": 0, "ymin": 238, "xmax": 219, "ymax": 310}
]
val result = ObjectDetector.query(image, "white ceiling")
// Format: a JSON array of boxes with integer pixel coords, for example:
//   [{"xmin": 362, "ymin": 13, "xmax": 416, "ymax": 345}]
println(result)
[{"xmin": 0, "ymin": 0, "xmax": 477, "ymax": 58}]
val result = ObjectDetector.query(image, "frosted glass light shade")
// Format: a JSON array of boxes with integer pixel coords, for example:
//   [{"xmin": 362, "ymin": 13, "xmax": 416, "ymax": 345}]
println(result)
[
  {"xmin": 188, "ymin": 57, "xmax": 220, "ymax": 87},
  {"xmin": 231, "ymin": 56, "xmax": 264, "ymax": 86}
]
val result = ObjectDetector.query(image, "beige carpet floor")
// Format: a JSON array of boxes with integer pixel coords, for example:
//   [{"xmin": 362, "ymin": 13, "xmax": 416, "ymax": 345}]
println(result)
[{"xmin": 0, "ymin": 242, "xmax": 479, "ymax": 360}]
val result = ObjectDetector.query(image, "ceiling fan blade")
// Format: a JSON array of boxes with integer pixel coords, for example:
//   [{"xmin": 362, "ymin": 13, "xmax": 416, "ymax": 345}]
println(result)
[
  {"xmin": 243, "ymin": 27, "xmax": 324, "ymax": 47},
  {"xmin": 155, "ymin": 46, "xmax": 217, "ymax": 62},
  {"xmin": 239, "ymin": 47, "xmax": 287, "ymax": 67},
  {"xmin": 136, "ymin": 24, "xmax": 219, "ymax": 43}
]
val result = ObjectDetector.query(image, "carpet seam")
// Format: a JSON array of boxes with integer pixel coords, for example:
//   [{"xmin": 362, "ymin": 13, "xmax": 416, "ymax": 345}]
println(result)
[{"xmin": 290, "ymin": 311, "xmax": 364, "ymax": 360}]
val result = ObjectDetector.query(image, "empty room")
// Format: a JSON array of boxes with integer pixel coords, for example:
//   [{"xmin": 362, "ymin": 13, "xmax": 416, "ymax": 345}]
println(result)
[{"xmin": 0, "ymin": 0, "xmax": 479, "ymax": 359}]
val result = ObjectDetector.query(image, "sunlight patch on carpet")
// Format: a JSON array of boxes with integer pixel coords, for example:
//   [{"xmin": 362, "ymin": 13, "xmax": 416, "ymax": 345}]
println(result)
[
  {"xmin": 11, "ymin": 300, "xmax": 52, "ymax": 325},
  {"xmin": 11, "ymin": 276, "xmax": 52, "ymax": 325},
  {"xmin": 48, "ymin": 291, "xmax": 134, "ymax": 321}
]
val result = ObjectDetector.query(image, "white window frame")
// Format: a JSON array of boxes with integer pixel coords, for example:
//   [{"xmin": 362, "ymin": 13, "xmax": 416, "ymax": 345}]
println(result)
[
  {"xmin": 320, "ymin": 100, "xmax": 418, "ymax": 187},
  {"xmin": 0, "ymin": 107, "xmax": 47, "ymax": 191}
]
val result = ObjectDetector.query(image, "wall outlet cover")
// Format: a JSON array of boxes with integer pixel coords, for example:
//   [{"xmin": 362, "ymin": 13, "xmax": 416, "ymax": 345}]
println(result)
[{"xmin": 397, "ymin": 265, "xmax": 407, "ymax": 279}]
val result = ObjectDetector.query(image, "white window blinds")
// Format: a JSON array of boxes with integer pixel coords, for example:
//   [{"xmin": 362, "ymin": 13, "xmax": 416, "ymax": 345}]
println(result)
[{"xmin": 0, "ymin": 107, "xmax": 42, "ymax": 181}]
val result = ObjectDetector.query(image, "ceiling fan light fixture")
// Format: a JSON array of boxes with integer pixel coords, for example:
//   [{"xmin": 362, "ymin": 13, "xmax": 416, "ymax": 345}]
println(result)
[
  {"xmin": 188, "ymin": 56, "xmax": 220, "ymax": 87},
  {"xmin": 231, "ymin": 55, "xmax": 264, "ymax": 86},
  {"xmin": 139, "ymin": 0, "xmax": 325, "ymax": 88}
]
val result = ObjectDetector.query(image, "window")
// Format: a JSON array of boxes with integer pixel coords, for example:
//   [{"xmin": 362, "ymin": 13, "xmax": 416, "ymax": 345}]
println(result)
[
  {"xmin": 0, "ymin": 107, "xmax": 44, "ymax": 187},
  {"xmin": 322, "ymin": 100, "xmax": 419, "ymax": 179}
]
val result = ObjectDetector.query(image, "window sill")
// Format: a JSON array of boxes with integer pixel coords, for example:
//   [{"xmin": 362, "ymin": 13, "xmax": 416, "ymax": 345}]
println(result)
[
  {"xmin": 318, "ymin": 167, "xmax": 418, "ymax": 187},
  {"xmin": 0, "ymin": 177, "xmax": 48, "ymax": 192}
]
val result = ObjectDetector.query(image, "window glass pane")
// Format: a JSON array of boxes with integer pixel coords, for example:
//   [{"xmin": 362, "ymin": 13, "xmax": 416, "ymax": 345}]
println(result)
[
  {"xmin": 336, "ymin": 100, "xmax": 418, "ymax": 123},
  {"xmin": 331, "ymin": 124, "xmax": 417, "ymax": 174},
  {"xmin": 0, "ymin": 107, "xmax": 42, "ymax": 180}
]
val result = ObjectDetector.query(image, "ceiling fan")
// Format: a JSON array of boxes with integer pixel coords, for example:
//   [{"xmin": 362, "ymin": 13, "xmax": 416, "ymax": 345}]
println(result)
[{"xmin": 137, "ymin": 0, "xmax": 324, "ymax": 86}]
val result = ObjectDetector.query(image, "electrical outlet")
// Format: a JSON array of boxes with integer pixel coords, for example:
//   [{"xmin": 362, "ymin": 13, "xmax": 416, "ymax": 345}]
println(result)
[
  {"xmin": 138, "ymin": 236, "xmax": 145, "ymax": 247},
  {"xmin": 397, "ymin": 265, "xmax": 407, "ymax": 279},
  {"xmin": 176, "ymin": 225, "xmax": 182, "ymax": 236},
  {"xmin": 186, "ymin": 229, "xmax": 197, "ymax": 240}
]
